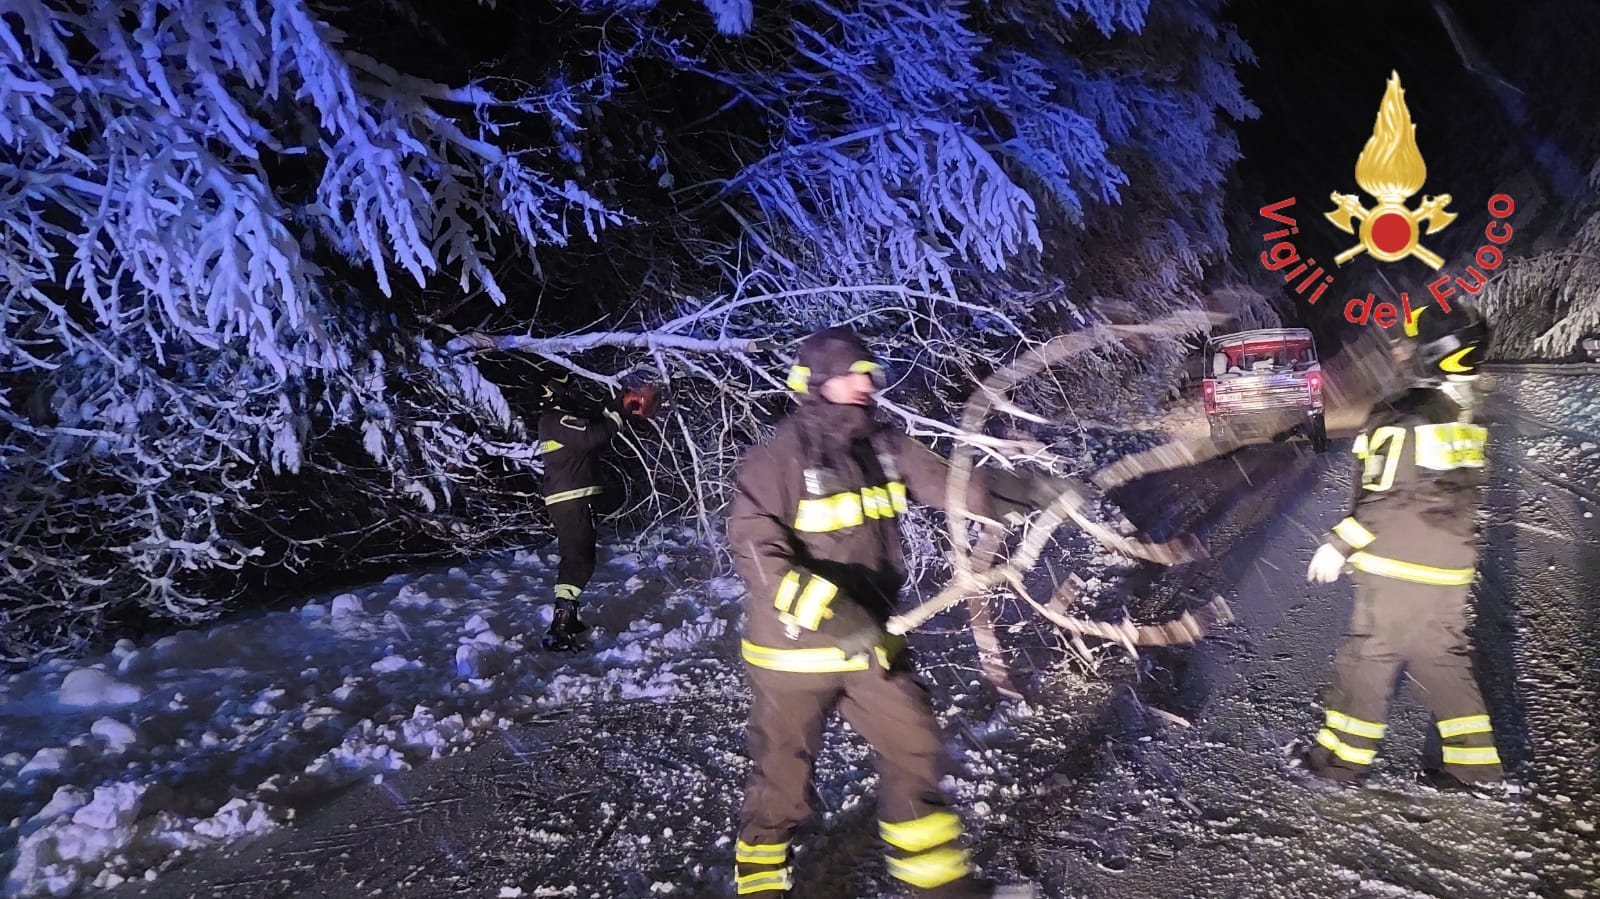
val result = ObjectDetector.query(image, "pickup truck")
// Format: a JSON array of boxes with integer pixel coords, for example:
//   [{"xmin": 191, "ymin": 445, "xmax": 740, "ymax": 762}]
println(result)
[{"xmin": 1202, "ymin": 328, "xmax": 1328, "ymax": 452}]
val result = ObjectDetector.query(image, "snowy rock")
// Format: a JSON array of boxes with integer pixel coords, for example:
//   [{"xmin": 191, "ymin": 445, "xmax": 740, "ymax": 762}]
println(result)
[
  {"xmin": 27, "ymin": 786, "xmax": 89, "ymax": 832},
  {"xmin": 709, "ymin": 577, "xmax": 745, "ymax": 600},
  {"xmin": 59, "ymin": 668, "xmax": 142, "ymax": 707},
  {"xmin": 464, "ymin": 613, "xmax": 493, "ymax": 635},
  {"xmin": 90, "ymin": 718, "xmax": 137, "ymax": 752},
  {"xmin": 193, "ymin": 798, "xmax": 276, "ymax": 840},
  {"xmin": 455, "ymin": 644, "xmax": 488, "ymax": 679},
  {"xmin": 71, "ymin": 782, "xmax": 146, "ymax": 830},
  {"xmin": 331, "ymin": 593, "xmax": 365, "ymax": 618},
  {"xmin": 499, "ymin": 888, "xmax": 524, "ymax": 898},
  {"xmin": 372, "ymin": 655, "xmax": 421, "ymax": 674},
  {"xmin": 299, "ymin": 603, "xmax": 328, "ymax": 620}
]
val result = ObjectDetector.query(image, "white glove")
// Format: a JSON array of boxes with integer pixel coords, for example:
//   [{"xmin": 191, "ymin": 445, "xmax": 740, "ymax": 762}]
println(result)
[{"xmin": 1306, "ymin": 543, "xmax": 1347, "ymax": 583}]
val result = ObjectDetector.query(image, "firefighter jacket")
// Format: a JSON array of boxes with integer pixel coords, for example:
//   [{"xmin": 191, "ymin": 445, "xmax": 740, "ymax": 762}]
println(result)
[
  {"xmin": 728, "ymin": 399, "xmax": 1025, "ymax": 674},
  {"xmin": 538, "ymin": 409, "xmax": 620, "ymax": 506},
  {"xmin": 1321, "ymin": 387, "xmax": 1486, "ymax": 585}
]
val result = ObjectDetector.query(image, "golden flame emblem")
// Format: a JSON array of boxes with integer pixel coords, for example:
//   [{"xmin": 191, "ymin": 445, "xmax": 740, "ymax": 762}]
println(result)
[{"xmin": 1325, "ymin": 71, "xmax": 1456, "ymax": 269}]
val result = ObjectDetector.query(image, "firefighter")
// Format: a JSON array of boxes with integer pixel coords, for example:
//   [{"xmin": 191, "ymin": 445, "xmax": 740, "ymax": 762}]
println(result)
[
  {"xmin": 1297, "ymin": 302, "xmax": 1507, "ymax": 792},
  {"xmin": 727, "ymin": 326, "xmax": 1076, "ymax": 898},
  {"xmin": 537, "ymin": 374, "xmax": 660, "ymax": 651}
]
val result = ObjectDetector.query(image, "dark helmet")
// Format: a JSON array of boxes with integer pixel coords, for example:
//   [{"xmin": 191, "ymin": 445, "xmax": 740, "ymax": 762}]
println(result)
[
  {"xmin": 540, "ymin": 370, "xmax": 580, "ymax": 406},
  {"xmin": 1404, "ymin": 300, "xmax": 1490, "ymax": 383},
  {"xmin": 787, "ymin": 326, "xmax": 887, "ymax": 394}
]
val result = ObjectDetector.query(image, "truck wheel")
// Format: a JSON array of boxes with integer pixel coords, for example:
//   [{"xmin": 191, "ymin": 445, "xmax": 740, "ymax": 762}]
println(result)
[{"xmin": 1308, "ymin": 414, "xmax": 1329, "ymax": 453}]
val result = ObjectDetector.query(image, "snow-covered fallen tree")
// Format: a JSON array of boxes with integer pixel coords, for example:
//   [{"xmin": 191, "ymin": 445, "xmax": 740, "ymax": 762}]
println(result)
[{"xmin": 0, "ymin": 0, "xmax": 1263, "ymax": 663}]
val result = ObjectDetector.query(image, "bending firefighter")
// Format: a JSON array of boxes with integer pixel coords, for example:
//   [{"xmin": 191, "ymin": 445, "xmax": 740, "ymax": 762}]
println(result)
[
  {"xmin": 727, "ymin": 327, "xmax": 1076, "ymax": 898},
  {"xmin": 1299, "ymin": 303, "xmax": 1506, "ymax": 791},
  {"xmin": 537, "ymin": 374, "xmax": 660, "ymax": 651}
]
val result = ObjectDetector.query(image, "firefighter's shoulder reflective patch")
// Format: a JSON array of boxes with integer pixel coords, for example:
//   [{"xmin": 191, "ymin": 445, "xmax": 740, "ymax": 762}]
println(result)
[
  {"xmin": 803, "ymin": 467, "xmax": 848, "ymax": 497},
  {"xmin": 560, "ymin": 415, "xmax": 588, "ymax": 431}
]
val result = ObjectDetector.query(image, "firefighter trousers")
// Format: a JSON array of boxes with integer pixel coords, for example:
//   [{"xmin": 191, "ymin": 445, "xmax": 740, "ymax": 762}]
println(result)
[
  {"xmin": 548, "ymin": 497, "xmax": 597, "ymax": 601},
  {"xmin": 735, "ymin": 655, "xmax": 985, "ymax": 897},
  {"xmin": 1309, "ymin": 573, "xmax": 1504, "ymax": 782}
]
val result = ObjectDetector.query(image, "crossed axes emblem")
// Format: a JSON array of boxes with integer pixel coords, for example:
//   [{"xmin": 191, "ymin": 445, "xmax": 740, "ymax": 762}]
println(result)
[{"xmin": 1325, "ymin": 192, "xmax": 1457, "ymax": 269}]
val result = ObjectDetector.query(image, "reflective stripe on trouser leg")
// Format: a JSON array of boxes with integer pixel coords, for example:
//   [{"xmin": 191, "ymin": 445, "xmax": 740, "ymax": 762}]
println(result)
[
  {"xmin": 733, "ymin": 815, "xmax": 802, "ymax": 892},
  {"xmin": 881, "ymin": 811, "xmax": 971, "ymax": 889},
  {"xmin": 1437, "ymin": 712, "xmax": 1502, "ymax": 774},
  {"xmin": 735, "ymin": 866, "xmax": 793, "ymax": 894},
  {"xmin": 1314, "ymin": 705, "xmax": 1386, "ymax": 767},
  {"xmin": 886, "ymin": 847, "xmax": 973, "ymax": 889},
  {"xmin": 554, "ymin": 583, "xmax": 581, "ymax": 601},
  {"xmin": 734, "ymin": 839, "xmax": 793, "ymax": 895}
]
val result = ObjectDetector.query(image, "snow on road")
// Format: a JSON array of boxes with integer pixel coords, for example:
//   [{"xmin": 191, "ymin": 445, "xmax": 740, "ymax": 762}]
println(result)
[
  {"xmin": 0, "ymin": 532, "xmax": 737, "ymax": 897},
  {"xmin": 3, "ymin": 373, "xmax": 1596, "ymax": 899}
]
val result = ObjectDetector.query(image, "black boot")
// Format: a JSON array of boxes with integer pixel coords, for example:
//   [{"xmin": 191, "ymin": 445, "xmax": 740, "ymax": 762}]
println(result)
[{"xmin": 542, "ymin": 599, "xmax": 589, "ymax": 651}]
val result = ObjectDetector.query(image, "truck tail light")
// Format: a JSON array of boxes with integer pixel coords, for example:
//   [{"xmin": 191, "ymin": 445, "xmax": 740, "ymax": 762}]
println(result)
[
  {"xmin": 1202, "ymin": 379, "xmax": 1216, "ymax": 413},
  {"xmin": 1307, "ymin": 371, "xmax": 1323, "ymax": 395}
]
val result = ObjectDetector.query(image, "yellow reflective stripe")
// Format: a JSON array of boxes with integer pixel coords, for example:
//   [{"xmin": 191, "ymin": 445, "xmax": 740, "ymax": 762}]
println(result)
[
  {"xmin": 554, "ymin": 584, "xmax": 581, "ymax": 601},
  {"xmin": 786, "ymin": 365, "xmax": 811, "ymax": 392},
  {"xmin": 741, "ymin": 639, "xmax": 871, "ymax": 673},
  {"xmin": 796, "ymin": 484, "xmax": 905, "ymax": 532},
  {"xmin": 1347, "ymin": 552, "xmax": 1475, "ymax": 586},
  {"xmin": 538, "ymin": 440, "xmax": 563, "ymax": 453},
  {"xmin": 1413, "ymin": 423, "xmax": 1487, "ymax": 471},
  {"xmin": 849, "ymin": 360, "xmax": 882, "ymax": 375},
  {"xmin": 880, "ymin": 812, "xmax": 963, "ymax": 854},
  {"xmin": 862, "ymin": 485, "xmax": 893, "ymax": 518},
  {"xmin": 736, "ymin": 867, "xmax": 793, "ymax": 894},
  {"xmin": 888, "ymin": 481, "xmax": 908, "ymax": 513},
  {"xmin": 791, "ymin": 576, "xmax": 838, "ymax": 630},
  {"xmin": 545, "ymin": 485, "xmax": 604, "ymax": 505},
  {"xmin": 735, "ymin": 840, "xmax": 789, "ymax": 865},
  {"xmin": 1361, "ymin": 426, "xmax": 1407, "ymax": 492},
  {"xmin": 794, "ymin": 492, "xmax": 865, "ymax": 532},
  {"xmin": 1437, "ymin": 714, "xmax": 1493, "ymax": 738},
  {"xmin": 1332, "ymin": 517, "xmax": 1376, "ymax": 551},
  {"xmin": 773, "ymin": 571, "xmax": 801, "ymax": 614},
  {"xmin": 1352, "ymin": 433, "xmax": 1370, "ymax": 459},
  {"xmin": 886, "ymin": 847, "xmax": 972, "ymax": 889},
  {"xmin": 1441, "ymin": 745, "xmax": 1502, "ymax": 766},
  {"xmin": 1326, "ymin": 710, "xmax": 1386, "ymax": 740},
  {"xmin": 1316, "ymin": 729, "xmax": 1377, "ymax": 766}
]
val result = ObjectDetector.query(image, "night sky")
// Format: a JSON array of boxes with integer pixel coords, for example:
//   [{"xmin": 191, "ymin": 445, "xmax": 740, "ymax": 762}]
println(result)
[{"xmin": 1222, "ymin": 0, "xmax": 1599, "ymax": 338}]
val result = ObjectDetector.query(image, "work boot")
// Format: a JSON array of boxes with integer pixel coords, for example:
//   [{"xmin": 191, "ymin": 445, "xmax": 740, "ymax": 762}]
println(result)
[
  {"xmin": 541, "ymin": 599, "xmax": 588, "ymax": 651},
  {"xmin": 1416, "ymin": 768, "xmax": 1525, "ymax": 801},
  {"xmin": 1284, "ymin": 739, "xmax": 1363, "ymax": 790}
]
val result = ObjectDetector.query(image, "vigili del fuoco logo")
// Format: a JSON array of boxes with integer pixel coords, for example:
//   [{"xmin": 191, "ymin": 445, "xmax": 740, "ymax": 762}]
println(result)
[{"xmin": 1256, "ymin": 71, "xmax": 1517, "ymax": 329}]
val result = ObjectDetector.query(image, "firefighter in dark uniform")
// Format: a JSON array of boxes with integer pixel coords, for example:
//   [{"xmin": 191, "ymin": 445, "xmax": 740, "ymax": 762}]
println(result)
[
  {"xmin": 728, "ymin": 327, "xmax": 1073, "ymax": 898},
  {"xmin": 1299, "ymin": 303, "xmax": 1506, "ymax": 790},
  {"xmin": 537, "ymin": 374, "xmax": 659, "ymax": 651}
]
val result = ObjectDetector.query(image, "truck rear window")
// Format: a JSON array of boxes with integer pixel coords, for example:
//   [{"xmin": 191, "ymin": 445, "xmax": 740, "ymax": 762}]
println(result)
[{"xmin": 1209, "ymin": 340, "xmax": 1315, "ymax": 376}]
